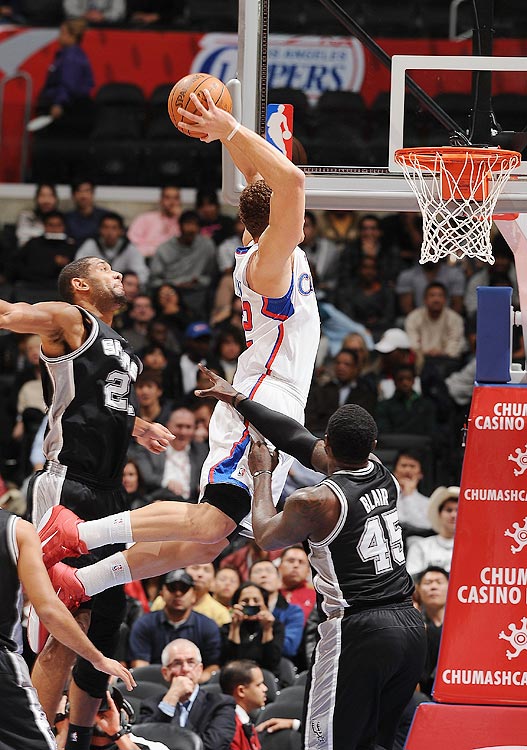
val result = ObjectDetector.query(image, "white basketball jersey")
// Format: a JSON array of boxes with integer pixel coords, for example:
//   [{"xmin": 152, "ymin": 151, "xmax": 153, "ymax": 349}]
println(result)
[{"xmin": 232, "ymin": 243, "xmax": 320, "ymax": 405}]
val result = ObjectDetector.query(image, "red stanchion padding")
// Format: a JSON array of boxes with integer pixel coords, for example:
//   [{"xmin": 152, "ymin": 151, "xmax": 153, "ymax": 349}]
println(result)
[
  {"xmin": 405, "ymin": 702, "xmax": 527, "ymax": 749},
  {"xmin": 434, "ymin": 385, "xmax": 527, "ymax": 705}
]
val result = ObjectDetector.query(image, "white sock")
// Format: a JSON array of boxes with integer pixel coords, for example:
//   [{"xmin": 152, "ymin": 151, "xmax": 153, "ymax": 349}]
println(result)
[
  {"xmin": 76, "ymin": 552, "xmax": 132, "ymax": 597},
  {"xmin": 78, "ymin": 511, "xmax": 133, "ymax": 550}
]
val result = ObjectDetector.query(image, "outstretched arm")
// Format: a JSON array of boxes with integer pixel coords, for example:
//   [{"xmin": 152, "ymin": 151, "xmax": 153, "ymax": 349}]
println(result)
[
  {"xmin": 0, "ymin": 299, "xmax": 86, "ymax": 354},
  {"xmin": 195, "ymin": 365, "xmax": 326, "ymax": 472},
  {"xmin": 16, "ymin": 519, "xmax": 136, "ymax": 689}
]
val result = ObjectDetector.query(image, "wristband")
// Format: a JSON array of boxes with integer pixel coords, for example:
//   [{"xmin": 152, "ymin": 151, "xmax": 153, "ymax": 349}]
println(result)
[
  {"xmin": 292, "ymin": 719, "xmax": 301, "ymax": 732},
  {"xmin": 109, "ymin": 728, "xmax": 130, "ymax": 741},
  {"xmin": 253, "ymin": 470, "xmax": 272, "ymax": 478},
  {"xmin": 231, "ymin": 392, "xmax": 247, "ymax": 409},
  {"xmin": 226, "ymin": 122, "xmax": 241, "ymax": 141}
]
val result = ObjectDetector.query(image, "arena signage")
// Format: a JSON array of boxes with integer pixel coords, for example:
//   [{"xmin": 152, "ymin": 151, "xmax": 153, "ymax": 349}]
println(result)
[{"xmin": 434, "ymin": 385, "xmax": 527, "ymax": 705}]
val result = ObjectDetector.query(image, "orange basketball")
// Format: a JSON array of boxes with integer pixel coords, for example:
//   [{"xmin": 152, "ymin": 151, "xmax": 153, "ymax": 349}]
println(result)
[{"xmin": 168, "ymin": 73, "xmax": 232, "ymax": 138}]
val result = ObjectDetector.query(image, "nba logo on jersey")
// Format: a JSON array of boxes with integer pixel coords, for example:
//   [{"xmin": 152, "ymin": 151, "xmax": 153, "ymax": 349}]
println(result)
[{"xmin": 266, "ymin": 103, "xmax": 294, "ymax": 160}]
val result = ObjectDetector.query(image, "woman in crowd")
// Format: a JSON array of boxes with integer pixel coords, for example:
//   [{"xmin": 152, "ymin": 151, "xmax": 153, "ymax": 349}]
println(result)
[{"xmin": 15, "ymin": 183, "xmax": 59, "ymax": 247}]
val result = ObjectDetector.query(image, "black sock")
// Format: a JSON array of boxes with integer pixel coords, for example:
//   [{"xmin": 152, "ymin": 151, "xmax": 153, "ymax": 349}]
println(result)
[{"xmin": 65, "ymin": 724, "xmax": 93, "ymax": 750}]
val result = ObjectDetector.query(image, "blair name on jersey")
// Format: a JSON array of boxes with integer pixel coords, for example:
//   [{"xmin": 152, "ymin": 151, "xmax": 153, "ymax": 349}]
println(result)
[{"xmin": 359, "ymin": 488, "xmax": 390, "ymax": 513}]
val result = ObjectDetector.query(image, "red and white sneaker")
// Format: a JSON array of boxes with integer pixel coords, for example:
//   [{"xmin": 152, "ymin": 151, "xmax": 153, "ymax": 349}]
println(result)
[
  {"xmin": 38, "ymin": 506, "xmax": 89, "ymax": 568},
  {"xmin": 27, "ymin": 563, "xmax": 90, "ymax": 653}
]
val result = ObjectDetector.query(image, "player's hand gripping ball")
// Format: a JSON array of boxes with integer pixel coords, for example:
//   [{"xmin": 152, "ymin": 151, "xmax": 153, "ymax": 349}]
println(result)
[{"xmin": 168, "ymin": 73, "xmax": 232, "ymax": 138}]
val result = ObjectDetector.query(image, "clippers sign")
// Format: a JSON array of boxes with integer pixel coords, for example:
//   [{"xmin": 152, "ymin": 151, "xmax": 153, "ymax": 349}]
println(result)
[
  {"xmin": 434, "ymin": 385, "xmax": 527, "ymax": 705},
  {"xmin": 192, "ymin": 33, "xmax": 365, "ymax": 103}
]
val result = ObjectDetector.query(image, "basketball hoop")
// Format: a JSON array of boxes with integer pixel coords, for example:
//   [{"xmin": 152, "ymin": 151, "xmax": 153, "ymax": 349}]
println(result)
[{"xmin": 394, "ymin": 146, "xmax": 522, "ymax": 264}]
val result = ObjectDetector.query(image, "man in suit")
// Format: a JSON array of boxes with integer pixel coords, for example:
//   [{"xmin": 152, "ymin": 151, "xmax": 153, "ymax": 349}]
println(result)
[
  {"xmin": 220, "ymin": 660, "xmax": 268, "ymax": 750},
  {"xmin": 305, "ymin": 348, "xmax": 377, "ymax": 434},
  {"xmin": 127, "ymin": 407, "xmax": 209, "ymax": 499},
  {"xmin": 139, "ymin": 638, "xmax": 236, "ymax": 750}
]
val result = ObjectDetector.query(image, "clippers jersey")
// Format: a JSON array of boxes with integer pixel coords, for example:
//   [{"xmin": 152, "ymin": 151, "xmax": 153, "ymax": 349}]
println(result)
[
  {"xmin": 0, "ymin": 509, "xmax": 22, "ymax": 652},
  {"xmin": 233, "ymin": 243, "xmax": 319, "ymax": 405},
  {"xmin": 308, "ymin": 461, "xmax": 414, "ymax": 616},
  {"xmin": 40, "ymin": 307, "xmax": 140, "ymax": 483}
]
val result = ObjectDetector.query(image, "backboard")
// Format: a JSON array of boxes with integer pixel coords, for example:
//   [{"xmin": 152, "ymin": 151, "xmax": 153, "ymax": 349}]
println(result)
[{"xmin": 221, "ymin": 0, "xmax": 527, "ymax": 212}]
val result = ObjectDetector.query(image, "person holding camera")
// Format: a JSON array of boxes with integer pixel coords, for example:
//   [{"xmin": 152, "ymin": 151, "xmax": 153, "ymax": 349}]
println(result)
[{"xmin": 220, "ymin": 582, "xmax": 284, "ymax": 677}]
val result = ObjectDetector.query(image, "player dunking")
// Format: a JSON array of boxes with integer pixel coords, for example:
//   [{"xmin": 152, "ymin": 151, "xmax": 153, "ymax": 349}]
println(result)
[
  {"xmin": 0, "ymin": 258, "xmax": 177, "ymax": 750},
  {"xmin": 40, "ymin": 91, "xmax": 320, "ymax": 592}
]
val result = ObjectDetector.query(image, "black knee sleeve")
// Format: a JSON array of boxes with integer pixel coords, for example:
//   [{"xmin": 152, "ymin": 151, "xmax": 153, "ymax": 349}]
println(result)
[{"xmin": 203, "ymin": 482, "xmax": 251, "ymax": 525}]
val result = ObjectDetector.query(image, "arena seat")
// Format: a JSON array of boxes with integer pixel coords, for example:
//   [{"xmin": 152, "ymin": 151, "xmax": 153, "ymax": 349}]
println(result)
[
  {"xmin": 132, "ymin": 723, "xmax": 203, "ymax": 750},
  {"xmin": 130, "ymin": 664, "xmax": 168, "ymax": 685}
]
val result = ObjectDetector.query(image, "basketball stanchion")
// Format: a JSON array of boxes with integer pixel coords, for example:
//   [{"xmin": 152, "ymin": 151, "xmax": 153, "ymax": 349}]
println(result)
[
  {"xmin": 399, "ymin": 148, "xmax": 527, "ymax": 748},
  {"xmin": 394, "ymin": 146, "xmax": 522, "ymax": 264}
]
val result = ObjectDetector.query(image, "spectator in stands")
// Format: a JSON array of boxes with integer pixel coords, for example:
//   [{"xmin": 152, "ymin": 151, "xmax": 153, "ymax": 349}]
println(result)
[
  {"xmin": 134, "ymin": 368, "xmax": 172, "ymax": 425},
  {"xmin": 220, "ymin": 660, "xmax": 268, "ymax": 750},
  {"xmin": 35, "ymin": 19, "xmax": 94, "ymax": 137},
  {"xmin": 395, "ymin": 258, "xmax": 465, "ymax": 315},
  {"xmin": 121, "ymin": 293, "xmax": 156, "ymax": 351},
  {"xmin": 139, "ymin": 341, "xmax": 182, "ymax": 402},
  {"xmin": 340, "ymin": 213, "xmax": 401, "ymax": 286},
  {"xmin": 127, "ymin": 0, "xmax": 174, "ymax": 26},
  {"xmin": 75, "ymin": 211, "xmax": 149, "ymax": 285},
  {"xmin": 186, "ymin": 563, "xmax": 231, "ymax": 627},
  {"xmin": 213, "ymin": 567, "xmax": 241, "ymax": 608},
  {"xmin": 211, "ymin": 326, "xmax": 246, "ymax": 384},
  {"xmin": 279, "ymin": 547, "xmax": 316, "ymax": 624},
  {"xmin": 15, "ymin": 183, "xmax": 58, "ymax": 247},
  {"xmin": 406, "ymin": 487, "xmax": 459, "ymax": 576},
  {"xmin": 414, "ymin": 566, "xmax": 449, "ymax": 696},
  {"xmin": 373, "ymin": 328, "xmax": 419, "ymax": 401},
  {"xmin": 405, "ymin": 282, "xmax": 465, "ymax": 372},
  {"xmin": 376, "ymin": 364, "xmax": 436, "ymax": 436},
  {"xmin": 220, "ymin": 541, "xmax": 282, "ymax": 583},
  {"xmin": 129, "ymin": 571, "xmax": 221, "ymax": 679},
  {"xmin": 464, "ymin": 241, "xmax": 519, "ymax": 317},
  {"xmin": 128, "ymin": 185, "xmax": 181, "ymax": 259},
  {"xmin": 139, "ymin": 638, "xmax": 236, "ymax": 750},
  {"xmin": 336, "ymin": 255, "xmax": 396, "ymax": 340},
  {"xmin": 65, "ymin": 179, "xmax": 108, "ymax": 246},
  {"xmin": 188, "ymin": 397, "xmax": 215, "ymax": 443},
  {"xmin": 306, "ymin": 348, "xmax": 377, "ymax": 434},
  {"xmin": 153, "ymin": 282, "xmax": 191, "ymax": 348},
  {"xmin": 392, "ymin": 449, "xmax": 432, "ymax": 539},
  {"xmin": 63, "ymin": 0, "xmax": 126, "ymax": 24},
  {"xmin": 159, "ymin": 407, "xmax": 208, "ymax": 501},
  {"xmin": 150, "ymin": 210, "xmax": 218, "ymax": 318},
  {"xmin": 221, "ymin": 583, "xmax": 285, "ymax": 678},
  {"xmin": 211, "ymin": 216, "xmax": 244, "ymax": 327},
  {"xmin": 299, "ymin": 210, "xmax": 340, "ymax": 302},
  {"xmin": 122, "ymin": 459, "xmax": 150, "ymax": 510},
  {"xmin": 320, "ymin": 209, "xmax": 356, "ymax": 252},
  {"xmin": 13, "ymin": 210, "xmax": 75, "ymax": 303},
  {"xmin": 196, "ymin": 189, "xmax": 235, "ymax": 247},
  {"xmin": 249, "ymin": 560, "xmax": 304, "ymax": 661},
  {"xmin": 179, "ymin": 322, "xmax": 214, "ymax": 395},
  {"xmin": 112, "ymin": 270, "xmax": 141, "ymax": 331}
]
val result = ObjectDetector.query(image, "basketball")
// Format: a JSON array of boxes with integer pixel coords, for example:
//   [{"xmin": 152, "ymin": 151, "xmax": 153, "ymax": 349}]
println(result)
[{"xmin": 167, "ymin": 73, "xmax": 232, "ymax": 138}]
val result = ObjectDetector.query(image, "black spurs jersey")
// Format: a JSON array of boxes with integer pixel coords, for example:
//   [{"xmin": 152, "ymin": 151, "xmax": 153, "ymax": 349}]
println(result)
[
  {"xmin": 0, "ymin": 509, "xmax": 23, "ymax": 652},
  {"xmin": 308, "ymin": 460, "xmax": 414, "ymax": 616},
  {"xmin": 40, "ymin": 307, "xmax": 140, "ymax": 484}
]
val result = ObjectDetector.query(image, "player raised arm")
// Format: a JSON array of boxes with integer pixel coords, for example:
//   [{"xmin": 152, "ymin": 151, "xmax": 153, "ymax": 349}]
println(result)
[
  {"xmin": 16, "ymin": 518, "xmax": 136, "ymax": 690},
  {"xmin": 178, "ymin": 90, "xmax": 305, "ymax": 295},
  {"xmin": 0, "ymin": 299, "xmax": 85, "ymax": 353}
]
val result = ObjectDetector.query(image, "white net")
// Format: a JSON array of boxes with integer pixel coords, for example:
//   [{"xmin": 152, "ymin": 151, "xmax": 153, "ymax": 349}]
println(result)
[{"xmin": 394, "ymin": 147, "xmax": 522, "ymax": 264}]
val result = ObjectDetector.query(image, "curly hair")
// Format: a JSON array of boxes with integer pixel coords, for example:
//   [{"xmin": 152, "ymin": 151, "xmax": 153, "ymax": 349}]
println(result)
[
  {"xmin": 326, "ymin": 404, "xmax": 378, "ymax": 463},
  {"xmin": 238, "ymin": 180, "xmax": 272, "ymax": 239}
]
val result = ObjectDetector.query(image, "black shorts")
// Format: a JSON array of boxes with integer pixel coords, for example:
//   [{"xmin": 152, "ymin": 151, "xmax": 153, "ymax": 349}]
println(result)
[
  {"xmin": 0, "ymin": 649, "xmax": 56, "ymax": 750},
  {"xmin": 304, "ymin": 601, "xmax": 427, "ymax": 750},
  {"xmin": 28, "ymin": 466, "xmax": 127, "ymax": 698}
]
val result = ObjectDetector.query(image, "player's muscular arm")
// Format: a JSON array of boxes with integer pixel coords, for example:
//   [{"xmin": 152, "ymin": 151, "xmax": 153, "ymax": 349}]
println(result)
[{"xmin": 0, "ymin": 300, "xmax": 85, "ymax": 354}]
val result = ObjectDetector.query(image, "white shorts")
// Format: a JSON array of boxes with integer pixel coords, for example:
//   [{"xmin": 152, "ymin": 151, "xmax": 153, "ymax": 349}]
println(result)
[{"xmin": 199, "ymin": 376, "xmax": 305, "ymax": 535}]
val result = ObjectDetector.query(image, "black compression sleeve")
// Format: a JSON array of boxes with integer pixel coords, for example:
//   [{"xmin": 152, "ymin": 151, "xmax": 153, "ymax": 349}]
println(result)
[{"xmin": 235, "ymin": 397, "xmax": 319, "ymax": 469}]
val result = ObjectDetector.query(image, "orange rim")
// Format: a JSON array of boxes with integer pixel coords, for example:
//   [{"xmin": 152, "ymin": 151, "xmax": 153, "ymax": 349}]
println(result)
[{"xmin": 394, "ymin": 146, "xmax": 521, "ymax": 171}]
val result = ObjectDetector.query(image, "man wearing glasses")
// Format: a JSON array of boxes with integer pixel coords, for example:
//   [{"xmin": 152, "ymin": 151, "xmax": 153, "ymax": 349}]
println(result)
[
  {"xmin": 138, "ymin": 638, "xmax": 236, "ymax": 750},
  {"xmin": 128, "ymin": 570, "xmax": 220, "ymax": 681}
]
